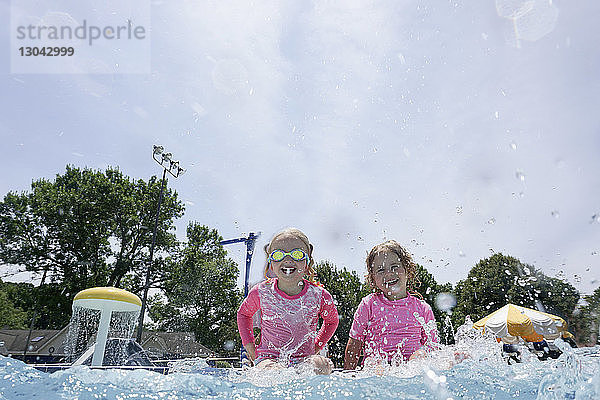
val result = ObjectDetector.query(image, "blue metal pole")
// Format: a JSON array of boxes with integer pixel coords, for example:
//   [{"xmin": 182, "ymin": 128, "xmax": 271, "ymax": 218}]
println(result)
[
  {"xmin": 219, "ymin": 232, "xmax": 261, "ymax": 366},
  {"xmin": 243, "ymin": 232, "xmax": 259, "ymax": 297},
  {"xmin": 219, "ymin": 232, "xmax": 261, "ymax": 298}
]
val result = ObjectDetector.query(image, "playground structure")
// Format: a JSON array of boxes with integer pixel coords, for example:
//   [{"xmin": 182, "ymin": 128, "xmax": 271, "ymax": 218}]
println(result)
[
  {"xmin": 220, "ymin": 232, "xmax": 261, "ymax": 297},
  {"xmin": 71, "ymin": 287, "xmax": 142, "ymax": 366}
]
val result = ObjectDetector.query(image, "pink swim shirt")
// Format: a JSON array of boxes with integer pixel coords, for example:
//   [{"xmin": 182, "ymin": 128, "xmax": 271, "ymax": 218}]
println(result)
[
  {"xmin": 237, "ymin": 278, "xmax": 339, "ymax": 362},
  {"xmin": 349, "ymin": 292, "xmax": 439, "ymax": 362}
]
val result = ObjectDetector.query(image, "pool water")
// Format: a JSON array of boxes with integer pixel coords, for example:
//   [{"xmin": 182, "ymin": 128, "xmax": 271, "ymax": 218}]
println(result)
[{"xmin": 2, "ymin": 341, "xmax": 599, "ymax": 399}]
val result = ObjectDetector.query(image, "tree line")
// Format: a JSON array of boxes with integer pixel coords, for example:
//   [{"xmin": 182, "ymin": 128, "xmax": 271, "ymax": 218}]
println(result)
[{"xmin": 1, "ymin": 166, "xmax": 598, "ymax": 366}]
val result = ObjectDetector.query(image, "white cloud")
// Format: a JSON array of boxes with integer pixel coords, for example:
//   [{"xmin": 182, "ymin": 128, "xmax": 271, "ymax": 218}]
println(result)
[{"xmin": 2, "ymin": 0, "xmax": 599, "ymax": 295}]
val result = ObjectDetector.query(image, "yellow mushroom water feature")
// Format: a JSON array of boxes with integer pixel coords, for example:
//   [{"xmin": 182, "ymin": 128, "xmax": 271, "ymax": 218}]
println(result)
[{"xmin": 72, "ymin": 287, "xmax": 141, "ymax": 366}]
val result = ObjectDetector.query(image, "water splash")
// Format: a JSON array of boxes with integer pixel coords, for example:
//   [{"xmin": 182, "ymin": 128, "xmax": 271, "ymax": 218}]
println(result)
[
  {"xmin": 442, "ymin": 315, "xmax": 455, "ymax": 344},
  {"xmin": 423, "ymin": 367, "xmax": 454, "ymax": 400},
  {"xmin": 65, "ymin": 306, "xmax": 101, "ymax": 362},
  {"xmin": 168, "ymin": 357, "xmax": 210, "ymax": 373},
  {"xmin": 414, "ymin": 311, "xmax": 441, "ymax": 353},
  {"xmin": 3, "ymin": 344, "xmax": 600, "ymax": 399},
  {"xmin": 64, "ymin": 305, "xmax": 139, "ymax": 365},
  {"xmin": 536, "ymin": 339, "xmax": 586, "ymax": 399}
]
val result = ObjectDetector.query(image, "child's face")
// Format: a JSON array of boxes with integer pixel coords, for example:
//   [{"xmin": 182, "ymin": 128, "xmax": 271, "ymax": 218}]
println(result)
[
  {"xmin": 268, "ymin": 234, "xmax": 309, "ymax": 284},
  {"xmin": 371, "ymin": 250, "xmax": 408, "ymax": 300}
]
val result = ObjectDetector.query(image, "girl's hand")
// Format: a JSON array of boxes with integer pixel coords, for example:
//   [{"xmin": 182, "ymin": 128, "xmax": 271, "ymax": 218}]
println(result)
[
  {"xmin": 344, "ymin": 337, "xmax": 364, "ymax": 370},
  {"xmin": 453, "ymin": 350, "xmax": 470, "ymax": 363},
  {"xmin": 409, "ymin": 348, "xmax": 428, "ymax": 361},
  {"xmin": 308, "ymin": 355, "xmax": 333, "ymax": 375},
  {"xmin": 244, "ymin": 343, "xmax": 257, "ymax": 361}
]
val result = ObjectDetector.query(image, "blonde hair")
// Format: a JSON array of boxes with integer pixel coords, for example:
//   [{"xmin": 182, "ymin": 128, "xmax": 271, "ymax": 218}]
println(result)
[
  {"xmin": 365, "ymin": 240, "xmax": 421, "ymax": 297},
  {"xmin": 264, "ymin": 227, "xmax": 316, "ymax": 282}
]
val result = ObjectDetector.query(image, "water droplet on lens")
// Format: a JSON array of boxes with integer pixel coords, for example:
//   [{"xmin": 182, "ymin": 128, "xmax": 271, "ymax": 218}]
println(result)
[
  {"xmin": 223, "ymin": 340, "xmax": 235, "ymax": 351},
  {"xmin": 435, "ymin": 293, "xmax": 456, "ymax": 312},
  {"xmin": 551, "ymin": 210, "xmax": 560, "ymax": 218}
]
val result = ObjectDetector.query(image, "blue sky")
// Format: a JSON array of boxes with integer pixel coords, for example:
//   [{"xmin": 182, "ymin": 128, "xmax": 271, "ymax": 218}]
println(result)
[{"xmin": 1, "ymin": 0, "xmax": 599, "ymax": 295}]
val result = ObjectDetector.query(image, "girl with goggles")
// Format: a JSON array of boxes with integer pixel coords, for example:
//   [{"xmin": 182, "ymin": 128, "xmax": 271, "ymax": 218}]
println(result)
[
  {"xmin": 237, "ymin": 228, "xmax": 339, "ymax": 374},
  {"xmin": 268, "ymin": 248, "xmax": 309, "ymax": 262}
]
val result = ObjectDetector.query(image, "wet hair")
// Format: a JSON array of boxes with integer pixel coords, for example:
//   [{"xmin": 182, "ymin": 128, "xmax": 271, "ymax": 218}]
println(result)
[
  {"xmin": 365, "ymin": 240, "xmax": 421, "ymax": 297},
  {"xmin": 264, "ymin": 227, "xmax": 316, "ymax": 282}
]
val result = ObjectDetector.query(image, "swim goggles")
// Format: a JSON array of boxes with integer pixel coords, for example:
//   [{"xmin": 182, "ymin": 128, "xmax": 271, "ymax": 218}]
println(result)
[{"xmin": 268, "ymin": 249, "xmax": 308, "ymax": 262}]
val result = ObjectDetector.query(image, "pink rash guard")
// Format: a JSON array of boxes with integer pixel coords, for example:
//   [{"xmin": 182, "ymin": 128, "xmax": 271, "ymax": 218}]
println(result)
[
  {"xmin": 237, "ymin": 278, "xmax": 339, "ymax": 363},
  {"xmin": 349, "ymin": 293, "xmax": 439, "ymax": 362}
]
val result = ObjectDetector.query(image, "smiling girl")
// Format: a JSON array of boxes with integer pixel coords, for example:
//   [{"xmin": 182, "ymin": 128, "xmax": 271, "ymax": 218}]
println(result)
[
  {"xmin": 343, "ymin": 240, "xmax": 439, "ymax": 369},
  {"xmin": 236, "ymin": 228, "xmax": 339, "ymax": 374}
]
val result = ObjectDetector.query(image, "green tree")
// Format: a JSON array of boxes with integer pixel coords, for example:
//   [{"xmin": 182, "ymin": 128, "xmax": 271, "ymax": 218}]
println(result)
[
  {"xmin": 148, "ymin": 223, "xmax": 242, "ymax": 356},
  {"xmin": 452, "ymin": 253, "xmax": 579, "ymax": 332},
  {"xmin": 571, "ymin": 287, "xmax": 600, "ymax": 346},
  {"xmin": 0, "ymin": 280, "xmax": 28, "ymax": 329},
  {"xmin": 0, "ymin": 165, "xmax": 184, "ymax": 326},
  {"xmin": 314, "ymin": 261, "xmax": 370, "ymax": 367},
  {"xmin": 414, "ymin": 264, "xmax": 455, "ymax": 344},
  {"xmin": 535, "ymin": 275, "xmax": 580, "ymax": 328},
  {"xmin": 107, "ymin": 172, "xmax": 183, "ymax": 290},
  {"xmin": 1, "ymin": 281, "xmax": 72, "ymax": 329}
]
